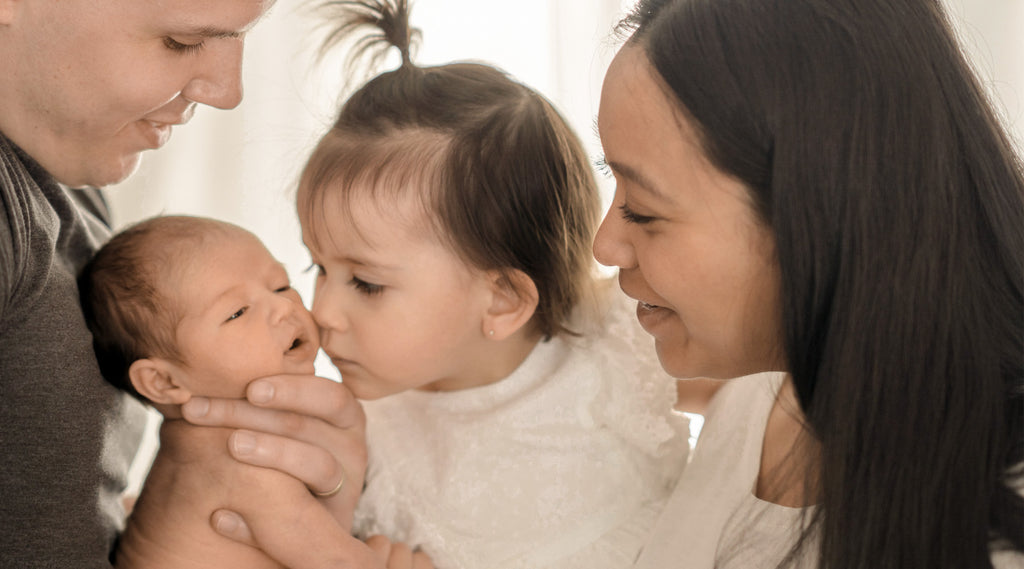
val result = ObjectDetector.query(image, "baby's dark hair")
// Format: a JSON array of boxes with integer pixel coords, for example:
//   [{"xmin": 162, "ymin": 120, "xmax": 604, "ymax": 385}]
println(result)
[
  {"xmin": 79, "ymin": 216, "xmax": 230, "ymax": 401},
  {"xmin": 301, "ymin": 0, "xmax": 602, "ymax": 339}
]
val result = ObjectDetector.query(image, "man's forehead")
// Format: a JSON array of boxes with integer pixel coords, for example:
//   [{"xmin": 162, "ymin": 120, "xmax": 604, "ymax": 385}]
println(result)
[{"xmin": 137, "ymin": 0, "xmax": 275, "ymax": 34}]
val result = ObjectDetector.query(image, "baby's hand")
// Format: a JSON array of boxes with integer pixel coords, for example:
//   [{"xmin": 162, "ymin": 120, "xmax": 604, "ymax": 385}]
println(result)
[{"xmin": 182, "ymin": 374, "xmax": 367, "ymax": 528}]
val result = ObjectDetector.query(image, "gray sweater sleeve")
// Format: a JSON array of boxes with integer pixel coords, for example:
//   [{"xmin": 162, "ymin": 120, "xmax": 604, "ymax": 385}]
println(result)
[{"xmin": 0, "ymin": 133, "xmax": 147, "ymax": 568}]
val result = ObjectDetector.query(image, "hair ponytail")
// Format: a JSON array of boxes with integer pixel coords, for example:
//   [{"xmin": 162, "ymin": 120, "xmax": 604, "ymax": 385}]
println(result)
[{"xmin": 319, "ymin": 0, "xmax": 420, "ymax": 72}]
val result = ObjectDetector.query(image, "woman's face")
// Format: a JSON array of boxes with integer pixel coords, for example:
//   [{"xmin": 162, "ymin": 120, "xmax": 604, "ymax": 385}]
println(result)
[{"xmin": 593, "ymin": 45, "xmax": 784, "ymax": 380}]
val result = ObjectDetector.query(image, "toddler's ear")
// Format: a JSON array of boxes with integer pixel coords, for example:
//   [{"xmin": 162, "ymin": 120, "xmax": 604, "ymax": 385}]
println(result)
[
  {"xmin": 483, "ymin": 269, "xmax": 539, "ymax": 340},
  {"xmin": 128, "ymin": 358, "xmax": 193, "ymax": 404}
]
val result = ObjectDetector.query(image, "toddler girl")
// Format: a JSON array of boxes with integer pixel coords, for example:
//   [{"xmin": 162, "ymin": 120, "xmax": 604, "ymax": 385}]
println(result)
[{"xmin": 297, "ymin": 1, "xmax": 689, "ymax": 567}]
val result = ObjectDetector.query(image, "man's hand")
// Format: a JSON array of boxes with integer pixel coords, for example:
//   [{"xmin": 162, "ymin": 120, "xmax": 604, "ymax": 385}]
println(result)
[
  {"xmin": 182, "ymin": 374, "xmax": 366, "ymax": 529},
  {"xmin": 211, "ymin": 511, "xmax": 435, "ymax": 569}
]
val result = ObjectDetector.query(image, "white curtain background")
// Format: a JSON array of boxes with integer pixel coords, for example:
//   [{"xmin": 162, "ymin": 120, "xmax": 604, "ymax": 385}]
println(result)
[{"xmin": 113, "ymin": 0, "xmax": 1023, "ymax": 492}]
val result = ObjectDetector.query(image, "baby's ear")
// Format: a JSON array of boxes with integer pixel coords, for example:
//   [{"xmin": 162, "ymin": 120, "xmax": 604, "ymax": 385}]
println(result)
[
  {"xmin": 482, "ymin": 269, "xmax": 539, "ymax": 340},
  {"xmin": 128, "ymin": 358, "xmax": 192, "ymax": 405}
]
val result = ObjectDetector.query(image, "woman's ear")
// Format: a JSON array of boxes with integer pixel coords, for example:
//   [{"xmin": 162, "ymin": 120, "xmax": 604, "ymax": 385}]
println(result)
[
  {"xmin": 482, "ymin": 269, "xmax": 539, "ymax": 340},
  {"xmin": 128, "ymin": 358, "xmax": 193, "ymax": 405}
]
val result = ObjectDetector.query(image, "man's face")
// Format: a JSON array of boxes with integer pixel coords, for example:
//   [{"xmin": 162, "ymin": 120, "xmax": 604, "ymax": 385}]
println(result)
[{"xmin": 0, "ymin": 0, "xmax": 274, "ymax": 187}]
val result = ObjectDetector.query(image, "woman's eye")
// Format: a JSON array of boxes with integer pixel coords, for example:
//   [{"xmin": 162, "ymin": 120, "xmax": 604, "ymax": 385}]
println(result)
[
  {"xmin": 163, "ymin": 37, "xmax": 205, "ymax": 54},
  {"xmin": 350, "ymin": 276, "xmax": 384, "ymax": 296},
  {"xmin": 594, "ymin": 155, "xmax": 613, "ymax": 179},
  {"xmin": 619, "ymin": 203, "xmax": 656, "ymax": 225},
  {"xmin": 226, "ymin": 307, "xmax": 247, "ymax": 322}
]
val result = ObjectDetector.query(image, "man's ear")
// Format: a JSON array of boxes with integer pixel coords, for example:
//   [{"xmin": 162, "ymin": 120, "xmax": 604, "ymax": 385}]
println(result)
[
  {"xmin": 128, "ymin": 358, "xmax": 192, "ymax": 405},
  {"xmin": 482, "ymin": 269, "xmax": 539, "ymax": 340}
]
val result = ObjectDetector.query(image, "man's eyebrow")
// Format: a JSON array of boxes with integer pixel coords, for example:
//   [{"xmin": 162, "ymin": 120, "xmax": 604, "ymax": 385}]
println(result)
[{"xmin": 175, "ymin": 26, "xmax": 244, "ymax": 39}]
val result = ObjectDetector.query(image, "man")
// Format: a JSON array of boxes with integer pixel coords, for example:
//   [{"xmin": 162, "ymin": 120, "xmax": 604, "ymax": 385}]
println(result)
[{"xmin": 0, "ymin": 1, "xmax": 389, "ymax": 566}]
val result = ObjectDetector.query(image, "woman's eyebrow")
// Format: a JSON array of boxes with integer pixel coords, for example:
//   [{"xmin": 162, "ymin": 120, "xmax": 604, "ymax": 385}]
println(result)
[{"xmin": 606, "ymin": 158, "xmax": 671, "ymax": 202}]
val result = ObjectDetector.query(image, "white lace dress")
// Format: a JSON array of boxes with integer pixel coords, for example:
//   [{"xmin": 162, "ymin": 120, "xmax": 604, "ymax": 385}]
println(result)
[{"xmin": 353, "ymin": 289, "xmax": 689, "ymax": 569}]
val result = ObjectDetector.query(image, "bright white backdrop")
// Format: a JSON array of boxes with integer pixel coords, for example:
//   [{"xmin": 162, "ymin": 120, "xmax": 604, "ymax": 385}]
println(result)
[{"xmin": 113, "ymin": 0, "xmax": 1023, "ymax": 491}]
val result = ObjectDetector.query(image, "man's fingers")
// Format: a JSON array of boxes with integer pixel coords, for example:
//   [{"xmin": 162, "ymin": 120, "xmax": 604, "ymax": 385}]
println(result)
[
  {"xmin": 226, "ymin": 430, "xmax": 343, "ymax": 494},
  {"xmin": 182, "ymin": 375, "xmax": 368, "ymax": 529},
  {"xmin": 365, "ymin": 534, "xmax": 392, "ymax": 563},
  {"xmin": 247, "ymin": 375, "xmax": 365, "ymax": 430},
  {"xmin": 211, "ymin": 510, "xmax": 256, "ymax": 547},
  {"xmin": 413, "ymin": 550, "xmax": 435, "ymax": 569},
  {"xmin": 364, "ymin": 536, "xmax": 435, "ymax": 569}
]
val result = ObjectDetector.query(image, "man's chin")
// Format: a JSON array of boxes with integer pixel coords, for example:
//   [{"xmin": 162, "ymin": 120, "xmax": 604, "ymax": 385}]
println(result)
[{"xmin": 60, "ymin": 153, "xmax": 143, "ymax": 189}]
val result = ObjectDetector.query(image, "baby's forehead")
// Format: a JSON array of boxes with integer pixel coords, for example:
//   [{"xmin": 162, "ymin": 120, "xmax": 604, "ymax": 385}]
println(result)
[{"xmin": 146, "ymin": 222, "xmax": 270, "ymax": 293}]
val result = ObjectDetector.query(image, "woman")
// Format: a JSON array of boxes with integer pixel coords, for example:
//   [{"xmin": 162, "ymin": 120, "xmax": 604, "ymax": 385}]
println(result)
[{"xmin": 593, "ymin": 0, "xmax": 1024, "ymax": 567}]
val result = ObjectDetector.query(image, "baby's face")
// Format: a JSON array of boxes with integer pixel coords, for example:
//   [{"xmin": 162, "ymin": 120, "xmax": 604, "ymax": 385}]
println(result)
[{"xmin": 169, "ymin": 228, "xmax": 320, "ymax": 398}]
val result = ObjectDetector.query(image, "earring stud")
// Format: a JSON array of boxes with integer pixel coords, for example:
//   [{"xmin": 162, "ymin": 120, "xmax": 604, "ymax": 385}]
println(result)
[{"xmin": 488, "ymin": 330, "xmax": 495, "ymax": 337}]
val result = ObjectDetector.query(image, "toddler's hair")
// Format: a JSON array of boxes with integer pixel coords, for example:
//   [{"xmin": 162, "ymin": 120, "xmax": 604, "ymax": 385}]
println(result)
[
  {"xmin": 300, "ymin": 0, "xmax": 602, "ymax": 339},
  {"xmin": 79, "ymin": 216, "xmax": 232, "ymax": 401}
]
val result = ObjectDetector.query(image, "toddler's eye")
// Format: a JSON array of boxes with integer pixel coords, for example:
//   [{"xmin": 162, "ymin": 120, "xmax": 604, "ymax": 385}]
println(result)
[
  {"xmin": 275, "ymin": 284, "xmax": 292, "ymax": 293},
  {"xmin": 226, "ymin": 307, "xmax": 248, "ymax": 322},
  {"xmin": 619, "ymin": 203, "xmax": 656, "ymax": 225},
  {"xmin": 351, "ymin": 276, "xmax": 384, "ymax": 296}
]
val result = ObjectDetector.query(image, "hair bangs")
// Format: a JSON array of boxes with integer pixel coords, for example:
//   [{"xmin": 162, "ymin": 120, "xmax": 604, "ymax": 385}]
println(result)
[{"xmin": 298, "ymin": 127, "xmax": 450, "ymax": 251}]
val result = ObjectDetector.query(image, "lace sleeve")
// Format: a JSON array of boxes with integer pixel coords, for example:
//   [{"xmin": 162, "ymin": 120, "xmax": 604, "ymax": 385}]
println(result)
[{"xmin": 578, "ymin": 285, "xmax": 690, "ymax": 477}]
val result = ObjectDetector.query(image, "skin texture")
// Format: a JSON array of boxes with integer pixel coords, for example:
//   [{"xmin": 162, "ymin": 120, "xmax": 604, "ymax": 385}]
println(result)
[
  {"xmin": 0, "ymin": 0, "xmax": 272, "ymax": 187},
  {"xmin": 593, "ymin": 45, "xmax": 783, "ymax": 382},
  {"xmin": 303, "ymin": 189, "xmax": 540, "ymax": 400}
]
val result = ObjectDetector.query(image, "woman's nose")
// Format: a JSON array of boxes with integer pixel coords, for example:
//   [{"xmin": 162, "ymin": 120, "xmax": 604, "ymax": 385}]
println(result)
[{"xmin": 593, "ymin": 199, "xmax": 634, "ymax": 270}]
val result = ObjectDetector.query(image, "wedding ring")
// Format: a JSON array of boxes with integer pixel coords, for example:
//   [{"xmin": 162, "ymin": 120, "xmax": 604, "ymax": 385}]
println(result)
[{"xmin": 312, "ymin": 472, "xmax": 345, "ymax": 498}]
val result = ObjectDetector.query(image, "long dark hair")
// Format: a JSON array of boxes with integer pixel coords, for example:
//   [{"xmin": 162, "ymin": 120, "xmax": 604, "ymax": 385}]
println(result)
[
  {"xmin": 621, "ymin": 0, "xmax": 1024, "ymax": 567},
  {"xmin": 301, "ymin": 0, "xmax": 601, "ymax": 339}
]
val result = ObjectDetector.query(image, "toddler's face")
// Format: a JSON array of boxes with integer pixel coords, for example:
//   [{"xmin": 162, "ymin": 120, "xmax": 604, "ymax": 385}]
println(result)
[
  {"xmin": 169, "ymin": 228, "xmax": 319, "ymax": 397},
  {"xmin": 302, "ymin": 190, "xmax": 495, "ymax": 400}
]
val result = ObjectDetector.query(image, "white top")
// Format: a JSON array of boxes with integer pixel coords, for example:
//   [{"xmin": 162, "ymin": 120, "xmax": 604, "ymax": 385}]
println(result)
[
  {"xmin": 354, "ymin": 289, "xmax": 690, "ymax": 569},
  {"xmin": 634, "ymin": 371, "xmax": 804, "ymax": 569},
  {"xmin": 634, "ymin": 371, "xmax": 1024, "ymax": 569}
]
